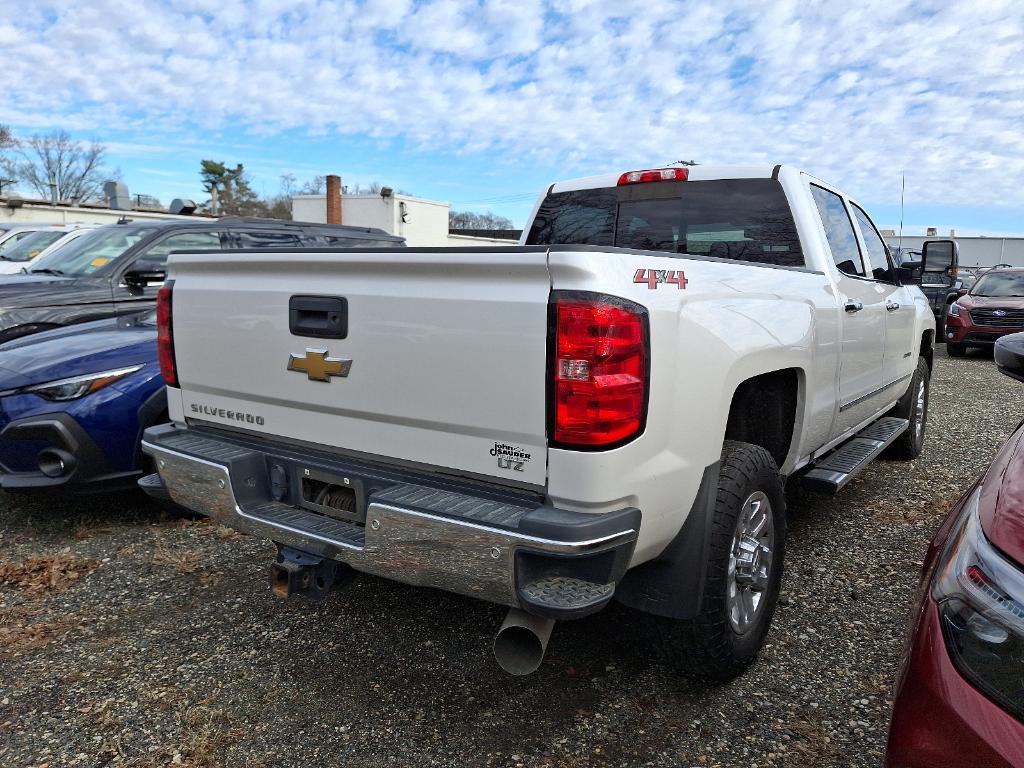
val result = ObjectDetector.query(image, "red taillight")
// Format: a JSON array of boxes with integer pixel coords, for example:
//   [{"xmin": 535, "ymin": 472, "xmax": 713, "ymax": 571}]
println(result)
[
  {"xmin": 552, "ymin": 295, "xmax": 648, "ymax": 447},
  {"xmin": 617, "ymin": 167, "xmax": 688, "ymax": 185},
  {"xmin": 156, "ymin": 281, "xmax": 178, "ymax": 387}
]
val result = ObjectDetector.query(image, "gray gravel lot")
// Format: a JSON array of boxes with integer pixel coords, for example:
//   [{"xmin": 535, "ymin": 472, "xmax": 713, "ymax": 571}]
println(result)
[{"xmin": 1, "ymin": 346, "xmax": 1021, "ymax": 768}]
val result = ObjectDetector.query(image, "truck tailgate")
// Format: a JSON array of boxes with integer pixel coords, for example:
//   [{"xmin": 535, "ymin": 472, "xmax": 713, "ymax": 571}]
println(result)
[{"xmin": 168, "ymin": 248, "xmax": 551, "ymax": 486}]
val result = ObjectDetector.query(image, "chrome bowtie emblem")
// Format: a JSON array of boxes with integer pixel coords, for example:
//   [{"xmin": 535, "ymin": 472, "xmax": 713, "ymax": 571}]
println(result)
[
  {"xmin": 993, "ymin": 309, "xmax": 1007, "ymax": 317},
  {"xmin": 287, "ymin": 348, "xmax": 352, "ymax": 382}
]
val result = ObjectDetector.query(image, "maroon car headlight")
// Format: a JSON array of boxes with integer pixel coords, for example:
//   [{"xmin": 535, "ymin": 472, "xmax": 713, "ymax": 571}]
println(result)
[{"xmin": 933, "ymin": 489, "xmax": 1024, "ymax": 721}]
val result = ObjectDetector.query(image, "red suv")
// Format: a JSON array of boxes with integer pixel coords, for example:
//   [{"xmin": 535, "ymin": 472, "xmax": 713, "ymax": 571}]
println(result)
[
  {"xmin": 945, "ymin": 268, "xmax": 1024, "ymax": 357},
  {"xmin": 886, "ymin": 332, "xmax": 1024, "ymax": 767}
]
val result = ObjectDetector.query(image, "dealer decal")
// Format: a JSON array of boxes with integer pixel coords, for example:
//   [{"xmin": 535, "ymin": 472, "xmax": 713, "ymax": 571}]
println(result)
[
  {"xmin": 634, "ymin": 268, "xmax": 687, "ymax": 289},
  {"xmin": 490, "ymin": 441, "xmax": 531, "ymax": 472}
]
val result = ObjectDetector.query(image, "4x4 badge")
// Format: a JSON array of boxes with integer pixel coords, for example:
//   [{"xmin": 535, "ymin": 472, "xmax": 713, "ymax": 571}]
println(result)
[{"xmin": 287, "ymin": 348, "xmax": 352, "ymax": 382}]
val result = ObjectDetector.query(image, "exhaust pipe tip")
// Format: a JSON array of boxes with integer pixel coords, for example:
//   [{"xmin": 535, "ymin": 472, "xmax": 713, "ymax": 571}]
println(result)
[{"xmin": 493, "ymin": 608, "xmax": 555, "ymax": 676}]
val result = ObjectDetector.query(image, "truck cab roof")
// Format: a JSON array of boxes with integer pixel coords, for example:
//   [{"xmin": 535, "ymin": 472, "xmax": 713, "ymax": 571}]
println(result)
[{"xmin": 549, "ymin": 165, "xmax": 781, "ymax": 193}]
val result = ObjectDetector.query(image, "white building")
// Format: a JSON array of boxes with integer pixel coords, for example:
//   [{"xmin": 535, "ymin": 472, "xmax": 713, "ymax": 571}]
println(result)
[
  {"xmin": 0, "ymin": 198, "xmax": 211, "ymax": 227},
  {"xmin": 292, "ymin": 184, "xmax": 515, "ymax": 247},
  {"xmin": 881, "ymin": 230, "xmax": 1024, "ymax": 270}
]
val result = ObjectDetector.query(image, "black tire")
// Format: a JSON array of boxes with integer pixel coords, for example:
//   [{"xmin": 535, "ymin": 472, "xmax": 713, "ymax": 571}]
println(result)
[
  {"xmin": 886, "ymin": 356, "xmax": 930, "ymax": 460},
  {"xmin": 659, "ymin": 440, "xmax": 786, "ymax": 682},
  {"xmin": 947, "ymin": 342, "xmax": 966, "ymax": 357}
]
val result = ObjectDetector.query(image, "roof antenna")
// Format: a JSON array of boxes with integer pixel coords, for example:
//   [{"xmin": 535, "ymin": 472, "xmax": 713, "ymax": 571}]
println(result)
[{"xmin": 898, "ymin": 172, "xmax": 905, "ymax": 256}]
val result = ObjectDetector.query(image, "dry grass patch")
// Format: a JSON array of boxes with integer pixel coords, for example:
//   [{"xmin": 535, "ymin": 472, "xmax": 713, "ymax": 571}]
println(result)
[
  {"xmin": 0, "ymin": 553, "xmax": 99, "ymax": 597},
  {"xmin": 212, "ymin": 525, "xmax": 244, "ymax": 541},
  {"xmin": 0, "ymin": 606, "xmax": 80, "ymax": 657},
  {"xmin": 73, "ymin": 522, "xmax": 119, "ymax": 540},
  {"xmin": 111, "ymin": 704, "xmax": 240, "ymax": 768},
  {"xmin": 149, "ymin": 544, "xmax": 205, "ymax": 575}
]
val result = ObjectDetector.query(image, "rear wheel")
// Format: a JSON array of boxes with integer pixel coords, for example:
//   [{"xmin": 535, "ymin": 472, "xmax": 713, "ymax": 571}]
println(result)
[
  {"xmin": 658, "ymin": 441, "xmax": 786, "ymax": 682},
  {"xmin": 886, "ymin": 356, "xmax": 930, "ymax": 460},
  {"xmin": 947, "ymin": 342, "xmax": 966, "ymax": 357}
]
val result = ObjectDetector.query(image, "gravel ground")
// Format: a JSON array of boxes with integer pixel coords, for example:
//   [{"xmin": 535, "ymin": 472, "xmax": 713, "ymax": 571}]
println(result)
[{"xmin": 1, "ymin": 346, "xmax": 1021, "ymax": 768}]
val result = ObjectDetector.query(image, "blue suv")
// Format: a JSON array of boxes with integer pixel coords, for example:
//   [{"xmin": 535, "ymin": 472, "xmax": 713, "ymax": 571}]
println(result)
[{"xmin": 0, "ymin": 312, "xmax": 163, "ymax": 492}]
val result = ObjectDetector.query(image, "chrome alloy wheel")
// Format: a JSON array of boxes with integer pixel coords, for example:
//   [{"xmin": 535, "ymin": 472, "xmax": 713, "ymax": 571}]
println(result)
[{"xmin": 727, "ymin": 491, "xmax": 774, "ymax": 633}]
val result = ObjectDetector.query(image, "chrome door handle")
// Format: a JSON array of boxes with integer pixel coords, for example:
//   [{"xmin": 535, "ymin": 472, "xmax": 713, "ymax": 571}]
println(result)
[
  {"xmin": 844, "ymin": 300, "xmax": 864, "ymax": 313},
  {"xmin": 886, "ymin": 301, "xmax": 901, "ymax": 312}
]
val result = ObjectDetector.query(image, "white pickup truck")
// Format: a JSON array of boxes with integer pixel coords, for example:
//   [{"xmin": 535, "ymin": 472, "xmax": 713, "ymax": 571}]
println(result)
[{"xmin": 141, "ymin": 165, "xmax": 939, "ymax": 680}]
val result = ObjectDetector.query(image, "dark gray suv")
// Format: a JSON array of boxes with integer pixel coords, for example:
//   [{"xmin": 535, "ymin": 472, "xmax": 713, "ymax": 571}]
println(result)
[{"xmin": 0, "ymin": 217, "xmax": 403, "ymax": 343}]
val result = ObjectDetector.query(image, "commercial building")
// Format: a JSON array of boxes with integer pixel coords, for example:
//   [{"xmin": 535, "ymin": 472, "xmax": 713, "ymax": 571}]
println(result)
[
  {"xmin": 882, "ymin": 229, "xmax": 1024, "ymax": 270},
  {"xmin": 291, "ymin": 175, "xmax": 515, "ymax": 247}
]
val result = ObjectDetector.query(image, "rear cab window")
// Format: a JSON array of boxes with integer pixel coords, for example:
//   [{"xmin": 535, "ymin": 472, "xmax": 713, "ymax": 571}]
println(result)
[{"xmin": 525, "ymin": 178, "xmax": 805, "ymax": 267}]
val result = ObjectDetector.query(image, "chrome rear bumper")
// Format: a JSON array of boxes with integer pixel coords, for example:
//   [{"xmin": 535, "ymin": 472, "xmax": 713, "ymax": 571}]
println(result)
[{"xmin": 141, "ymin": 425, "xmax": 639, "ymax": 616}]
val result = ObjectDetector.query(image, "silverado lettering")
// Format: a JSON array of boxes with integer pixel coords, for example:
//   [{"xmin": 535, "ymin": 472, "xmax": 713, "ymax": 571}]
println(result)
[{"xmin": 190, "ymin": 403, "xmax": 265, "ymax": 425}]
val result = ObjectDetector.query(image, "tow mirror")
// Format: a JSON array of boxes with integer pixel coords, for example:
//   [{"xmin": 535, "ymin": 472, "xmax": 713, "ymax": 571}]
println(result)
[
  {"xmin": 995, "ymin": 333, "xmax": 1024, "ymax": 383},
  {"xmin": 921, "ymin": 240, "xmax": 958, "ymax": 284},
  {"xmin": 896, "ymin": 254, "xmax": 923, "ymax": 285}
]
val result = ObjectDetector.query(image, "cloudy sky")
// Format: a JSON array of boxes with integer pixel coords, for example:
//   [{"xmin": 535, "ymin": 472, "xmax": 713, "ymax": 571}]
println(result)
[{"xmin": 2, "ymin": 0, "xmax": 1023, "ymax": 231}]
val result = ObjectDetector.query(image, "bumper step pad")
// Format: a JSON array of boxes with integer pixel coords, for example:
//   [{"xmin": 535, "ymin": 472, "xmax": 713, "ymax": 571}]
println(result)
[
  {"xmin": 801, "ymin": 416, "xmax": 909, "ymax": 495},
  {"xmin": 518, "ymin": 576, "xmax": 616, "ymax": 619}
]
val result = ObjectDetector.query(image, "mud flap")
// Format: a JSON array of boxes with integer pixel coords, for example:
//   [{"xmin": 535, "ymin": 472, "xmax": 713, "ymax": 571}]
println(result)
[{"xmin": 613, "ymin": 461, "xmax": 719, "ymax": 620}]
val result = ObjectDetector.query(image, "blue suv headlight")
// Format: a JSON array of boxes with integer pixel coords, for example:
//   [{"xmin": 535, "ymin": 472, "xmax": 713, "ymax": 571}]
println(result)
[{"xmin": 10, "ymin": 365, "xmax": 144, "ymax": 402}]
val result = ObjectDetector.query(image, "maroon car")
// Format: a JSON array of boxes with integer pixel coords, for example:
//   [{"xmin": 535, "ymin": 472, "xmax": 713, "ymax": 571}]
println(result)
[
  {"xmin": 945, "ymin": 268, "xmax": 1024, "ymax": 357},
  {"xmin": 887, "ymin": 332, "xmax": 1024, "ymax": 766}
]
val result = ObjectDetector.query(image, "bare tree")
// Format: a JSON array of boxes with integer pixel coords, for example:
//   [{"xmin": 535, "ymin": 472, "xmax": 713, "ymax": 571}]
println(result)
[
  {"xmin": 449, "ymin": 210, "xmax": 515, "ymax": 230},
  {"xmin": 0, "ymin": 125, "xmax": 13, "ymax": 194},
  {"xmin": 4, "ymin": 130, "xmax": 114, "ymax": 202},
  {"xmin": 299, "ymin": 175, "xmax": 326, "ymax": 195}
]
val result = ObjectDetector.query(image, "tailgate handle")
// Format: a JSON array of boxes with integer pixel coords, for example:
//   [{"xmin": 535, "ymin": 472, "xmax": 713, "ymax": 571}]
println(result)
[{"xmin": 289, "ymin": 295, "xmax": 348, "ymax": 339}]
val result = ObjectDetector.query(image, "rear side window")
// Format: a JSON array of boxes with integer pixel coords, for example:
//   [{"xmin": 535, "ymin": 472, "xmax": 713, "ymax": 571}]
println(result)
[
  {"xmin": 810, "ymin": 186, "xmax": 864, "ymax": 277},
  {"xmin": 526, "ymin": 188, "xmax": 617, "ymax": 246},
  {"xmin": 321, "ymin": 235, "xmax": 399, "ymax": 248},
  {"xmin": 526, "ymin": 179, "xmax": 804, "ymax": 267},
  {"xmin": 145, "ymin": 231, "xmax": 225, "ymax": 258},
  {"xmin": 234, "ymin": 230, "xmax": 302, "ymax": 248}
]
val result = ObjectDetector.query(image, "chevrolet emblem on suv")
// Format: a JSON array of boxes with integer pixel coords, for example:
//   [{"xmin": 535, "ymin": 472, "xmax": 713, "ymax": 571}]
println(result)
[{"xmin": 287, "ymin": 349, "xmax": 352, "ymax": 381}]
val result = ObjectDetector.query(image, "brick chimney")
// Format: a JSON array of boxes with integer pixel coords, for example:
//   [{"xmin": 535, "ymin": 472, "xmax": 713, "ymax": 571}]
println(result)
[{"xmin": 326, "ymin": 174, "xmax": 342, "ymax": 224}]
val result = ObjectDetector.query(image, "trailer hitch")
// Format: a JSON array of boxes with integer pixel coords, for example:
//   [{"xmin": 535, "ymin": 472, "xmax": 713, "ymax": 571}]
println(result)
[{"xmin": 270, "ymin": 545, "xmax": 350, "ymax": 600}]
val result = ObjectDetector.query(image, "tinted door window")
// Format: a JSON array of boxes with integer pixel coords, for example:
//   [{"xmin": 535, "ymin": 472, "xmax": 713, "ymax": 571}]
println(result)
[
  {"xmin": 143, "ymin": 231, "xmax": 225, "ymax": 268},
  {"xmin": 234, "ymin": 230, "xmax": 302, "ymax": 248},
  {"xmin": 851, "ymin": 204, "xmax": 895, "ymax": 282},
  {"xmin": 810, "ymin": 186, "xmax": 864, "ymax": 277},
  {"xmin": 526, "ymin": 179, "xmax": 803, "ymax": 267}
]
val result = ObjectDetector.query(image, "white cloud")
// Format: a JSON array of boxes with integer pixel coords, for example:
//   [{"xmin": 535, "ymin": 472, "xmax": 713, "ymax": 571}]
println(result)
[{"xmin": 2, "ymin": 0, "xmax": 1023, "ymax": 210}]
